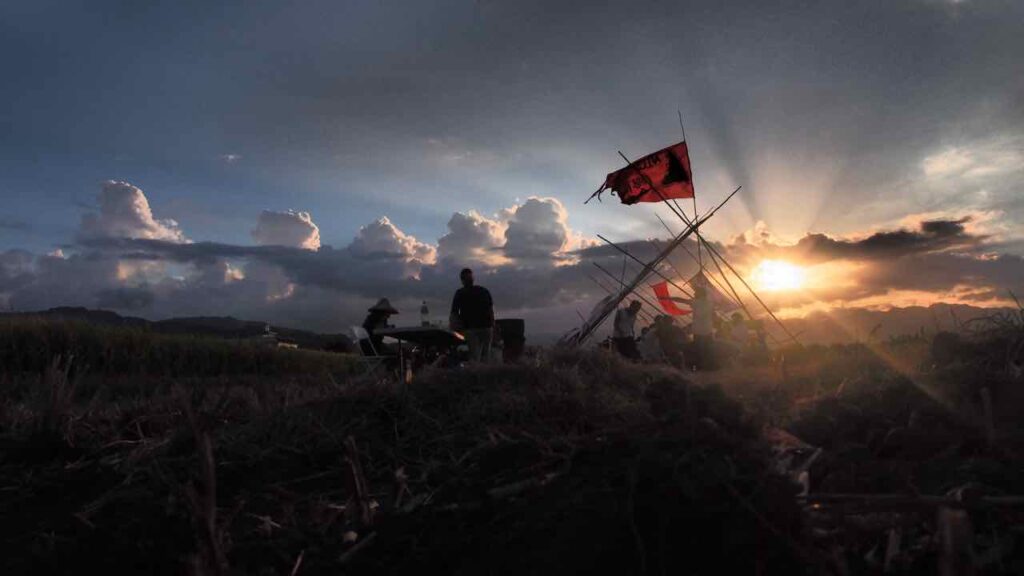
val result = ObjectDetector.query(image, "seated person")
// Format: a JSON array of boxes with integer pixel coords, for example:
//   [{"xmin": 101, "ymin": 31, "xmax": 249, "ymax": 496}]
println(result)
[
  {"xmin": 728, "ymin": 312, "xmax": 751, "ymax": 346},
  {"xmin": 653, "ymin": 315, "xmax": 688, "ymax": 369},
  {"xmin": 638, "ymin": 325, "xmax": 666, "ymax": 363},
  {"xmin": 361, "ymin": 298, "xmax": 398, "ymax": 354}
]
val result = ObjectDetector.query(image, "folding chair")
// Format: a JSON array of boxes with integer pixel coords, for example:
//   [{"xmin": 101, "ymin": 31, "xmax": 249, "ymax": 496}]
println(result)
[{"xmin": 350, "ymin": 326, "xmax": 390, "ymax": 376}]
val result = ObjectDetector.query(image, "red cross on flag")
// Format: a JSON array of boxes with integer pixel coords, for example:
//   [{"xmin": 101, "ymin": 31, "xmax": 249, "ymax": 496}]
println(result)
[{"xmin": 651, "ymin": 280, "xmax": 692, "ymax": 316}]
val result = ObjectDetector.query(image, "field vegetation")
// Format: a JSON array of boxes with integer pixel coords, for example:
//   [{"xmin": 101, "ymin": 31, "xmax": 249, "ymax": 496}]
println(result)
[
  {"xmin": 2, "ymin": 317, "xmax": 1024, "ymax": 574},
  {"xmin": 0, "ymin": 318, "xmax": 358, "ymax": 378}
]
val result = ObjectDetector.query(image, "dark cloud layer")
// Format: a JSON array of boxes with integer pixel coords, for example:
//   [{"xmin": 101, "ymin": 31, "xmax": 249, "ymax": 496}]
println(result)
[
  {"xmin": 3, "ymin": 193, "xmax": 1023, "ymax": 336},
  {"xmin": 737, "ymin": 216, "xmax": 982, "ymax": 264},
  {"xmin": 1, "ymin": 183, "xmax": 619, "ymax": 333}
]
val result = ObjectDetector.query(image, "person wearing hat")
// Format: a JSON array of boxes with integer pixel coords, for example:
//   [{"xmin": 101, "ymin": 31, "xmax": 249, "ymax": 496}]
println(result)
[{"xmin": 362, "ymin": 298, "xmax": 398, "ymax": 353}]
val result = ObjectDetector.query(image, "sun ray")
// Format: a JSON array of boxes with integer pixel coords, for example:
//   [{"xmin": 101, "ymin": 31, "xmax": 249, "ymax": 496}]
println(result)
[{"xmin": 751, "ymin": 260, "xmax": 806, "ymax": 292}]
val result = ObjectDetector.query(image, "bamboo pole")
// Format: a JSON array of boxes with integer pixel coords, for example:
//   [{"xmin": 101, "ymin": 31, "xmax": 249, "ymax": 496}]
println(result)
[
  {"xmin": 570, "ymin": 187, "xmax": 740, "ymax": 345},
  {"xmin": 700, "ymin": 239, "xmax": 802, "ymax": 346},
  {"xmin": 596, "ymin": 234, "xmax": 693, "ymax": 297},
  {"xmin": 585, "ymin": 273, "xmax": 657, "ymax": 324},
  {"xmin": 593, "ymin": 263, "xmax": 661, "ymax": 317},
  {"xmin": 653, "ymin": 214, "xmax": 743, "ymax": 309},
  {"xmin": 678, "ymin": 111, "xmax": 703, "ymax": 272}
]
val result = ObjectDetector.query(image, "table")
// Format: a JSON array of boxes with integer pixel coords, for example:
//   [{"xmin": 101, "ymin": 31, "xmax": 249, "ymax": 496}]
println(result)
[
  {"xmin": 375, "ymin": 326, "xmax": 465, "ymax": 347},
  {"xmin": 375, "ymin": 326, "xmax": 465, "ymax": 385}
]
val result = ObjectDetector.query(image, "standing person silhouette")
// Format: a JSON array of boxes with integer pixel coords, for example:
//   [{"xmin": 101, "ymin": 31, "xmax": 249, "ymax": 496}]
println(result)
[
  {"xmin": 690, "ymin": 284, "xmax": 715, "ymax": 369},
  {"xmin": 450, "ymin": 268, "xmax": 495, "ymax": 363},
  {"xmin": 676, "ymin": 278, "xmax": 715, "ymax": 370},
  {"xmin": 612, "ymin": 300, "xmax": 643, "ymax": 360}
]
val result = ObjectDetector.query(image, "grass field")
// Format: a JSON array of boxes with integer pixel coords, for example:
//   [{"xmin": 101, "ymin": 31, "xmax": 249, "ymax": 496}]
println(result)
[
  {"xmin": 0, "ymin": 317, "xmax": 359, "ymax": 378},
  {"xmin": 2, "ymin": 318, "xmax": 1024, "ymax": 574}
]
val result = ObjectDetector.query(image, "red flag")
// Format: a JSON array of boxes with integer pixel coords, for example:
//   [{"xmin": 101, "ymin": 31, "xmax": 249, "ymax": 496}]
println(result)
[
  {"xmin": 588, "ymin": 141, "xmax": 694, "ymax": 205},
  {"xmin": 651, "ymin": 281, "xmax": 691, "ymax": 316}
]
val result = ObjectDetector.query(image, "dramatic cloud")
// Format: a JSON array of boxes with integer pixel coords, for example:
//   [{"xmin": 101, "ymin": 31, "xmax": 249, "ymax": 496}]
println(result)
[
  {"xmin": 79, "ymin": 181, "xmax": 187, "ymax": 243},
  {"xmin": 436, "ymin": 211, "xmax": 506, "ymax": 266},
  {"xmin": 4, "ymin": 0, "xmax": 1024, "ymax": 279},
  {"xmin": 503, "ymin": 197, "xmax": 575, "ymax": 265},
  {"xmin": 726, "ymin": 216, "xmax": 982, "ymax": 266},
  {"xmin": 4, "ymin": 178, "xmax": 1024, "ymax": 340},
  {"xmin": 349, "ymin": 217, "xmax": 436, "ymax": 267},
  {"xmin": 709, "ymin": 213, "xmax": 1023, "ymax": 316},
  {"xmin": 252, "ymin": 210, "xmax": 321, "ymax": 250}
]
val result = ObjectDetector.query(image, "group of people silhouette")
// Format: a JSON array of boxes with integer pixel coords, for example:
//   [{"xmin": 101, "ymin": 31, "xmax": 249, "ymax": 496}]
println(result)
[{"xmin": 360, "ymin": 267, "xmax": 496, "ymax": 364}]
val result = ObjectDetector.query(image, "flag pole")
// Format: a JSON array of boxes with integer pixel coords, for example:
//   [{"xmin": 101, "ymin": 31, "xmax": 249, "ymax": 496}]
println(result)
[
  {"xmin": 585, "ymin": 271, "xmax": 615, "ymax": 295},
  {"xmin": 654, "ymin": 216, "xmax": 745, "ymax": 312},
  {"xmin": 569, "ymin": 187, "xmax": 739, "ymax": 345},
  {"xmin": 700, "ymin": 238, "xmax": 802, "ymax": 346},
  {"xmin": 653, "ymin": 213, "xmax": 742, "ymax": 308},
  {"xmin": 646, "ymin": 237, "xmax": 764, "ymax": 332},
  {"xmin": 593, "ymin": 263, "xmax": 660, "ymax": 318},
  {"xmin": 701, "ymin": 245, "xmax": 783, "ymax": 345},
  {"xmin": 614, "ymin": 236, "xmax": 750, "ymax": 328},
  {"xmin": 597, "ymin": 234, "xmax": 693, "ymax": 297},
  {"xmin": 649, "ymin": 237, "xmax": 743, "ymax": 312},
  {"xmin": 645, "ymin": 240, "xmax": 695, "ymax": 294},
  {"xmin": 642, "ymin": 173, "xmax": 799, "ymax": 347},
  {"xmin": 679, "ymin": 110, "xmax": 703, "ymax": 274}
]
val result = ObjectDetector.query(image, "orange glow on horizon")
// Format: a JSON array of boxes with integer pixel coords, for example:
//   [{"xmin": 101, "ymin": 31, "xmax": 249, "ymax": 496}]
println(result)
[{"xmin": 750, "ymin": 259, "xmax": 806, "ymax": 292}]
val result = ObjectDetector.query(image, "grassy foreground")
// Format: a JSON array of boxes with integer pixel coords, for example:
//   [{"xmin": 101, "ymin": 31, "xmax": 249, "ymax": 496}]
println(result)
[
  {"xmin": 1, "ymin": 334, "xmax": 802, "ymax": 575},
  {"xmin": 4, "ymin": 318, "xmax": 1024, "ymax": 574},
  {"xmin": 0, "ymin": 317, "xmax": 358, "ymax": 378}
]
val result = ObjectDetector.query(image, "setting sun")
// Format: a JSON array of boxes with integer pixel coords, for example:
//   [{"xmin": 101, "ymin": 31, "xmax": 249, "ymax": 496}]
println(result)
[{"xmin": 751, "ymin": 260, "xmax": 806, "ymax": 292}]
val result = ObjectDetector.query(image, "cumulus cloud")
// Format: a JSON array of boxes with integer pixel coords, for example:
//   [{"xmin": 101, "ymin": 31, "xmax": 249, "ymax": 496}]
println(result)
[
  {"xmin": 11, "ymin": 189, "xmax": 611, "ymax": 332},
  {"xmin": 503, "ymin": 197, "xmax": 592, "ymax": 265},
  {"xmin": 437, "ymin": 210, "xmax": 506, "ymax": 266},
  {"xmin": 7, "ymin": 180, "xmax": 1024, "ymax": 338},
  {"xmin": 349, "ymin": 217, "xmax": 436, "ymax": 265},
  {"xmin": 7, "ymin": 251, "xmax": 124, "ymax": 312},
  {"xmin": 79, "ymin": 181, "xmax": 187, "ymax": 243},
  {"xmin": 252, "ymin": 210, "xmax": 321, "ymax": 250}
]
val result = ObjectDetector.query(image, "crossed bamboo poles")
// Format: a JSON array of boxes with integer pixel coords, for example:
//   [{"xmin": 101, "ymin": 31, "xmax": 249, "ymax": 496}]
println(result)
[{"xmin": 570, "ymin": 143, "xmax": 799, "ymax": 347}]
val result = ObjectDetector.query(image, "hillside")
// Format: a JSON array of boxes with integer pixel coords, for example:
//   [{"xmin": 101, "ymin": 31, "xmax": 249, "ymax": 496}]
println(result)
[
  {"xmin": 767, "ymin": 303, "xmax": 1014, "ymax": 345},
  {"xmin": 0, "ymin": 307, "xmax": 353, "ymax": 352}
]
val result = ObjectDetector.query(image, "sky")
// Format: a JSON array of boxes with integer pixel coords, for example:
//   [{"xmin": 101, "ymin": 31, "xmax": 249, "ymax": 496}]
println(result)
[{"xmin": 1, "ymin": 0, "xmax": 1023, "ymax": 337}]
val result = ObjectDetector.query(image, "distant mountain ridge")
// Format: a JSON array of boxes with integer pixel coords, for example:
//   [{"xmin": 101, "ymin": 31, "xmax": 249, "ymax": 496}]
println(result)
[
  {"xmin": 0, "ymin": 307, "xmax": 353, "ymax": 352},
  {"xmin": 769, "ymin": 303, "xmax": 1017, "ymax": 345},
  {"xmin": 3, "ymin": 303, "xmax": 1017, "ymax": 348}
]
